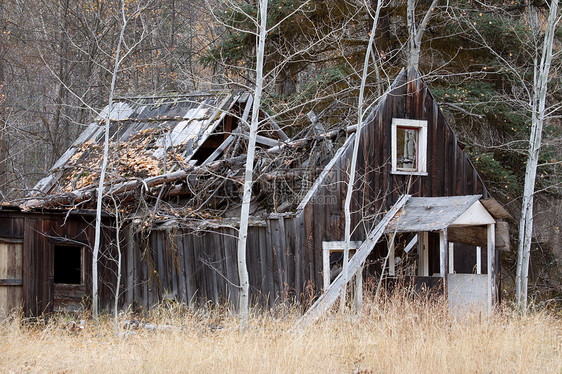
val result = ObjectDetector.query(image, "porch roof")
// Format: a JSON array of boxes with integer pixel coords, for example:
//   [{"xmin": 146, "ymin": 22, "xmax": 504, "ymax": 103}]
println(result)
[{"xmin": 385, "ymin": 195, "xmax": 498, "ymax": 233}]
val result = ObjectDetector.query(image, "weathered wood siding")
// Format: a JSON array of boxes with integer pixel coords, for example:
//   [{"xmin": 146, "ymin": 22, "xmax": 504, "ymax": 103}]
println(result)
[
  {"xmin": 120, "ymin": 218, "xmax": 309, "ymax": 309},
  {"xmin": 0, "ymin": 241, "xmax": 23, "ymax": 316},
  {"xmin": 0, "ymin": 211, "xmax": 116, "ymax": 316},
  {"xmin": 288, "ymin": 68, "xmax": 489, "ymax": 294}
]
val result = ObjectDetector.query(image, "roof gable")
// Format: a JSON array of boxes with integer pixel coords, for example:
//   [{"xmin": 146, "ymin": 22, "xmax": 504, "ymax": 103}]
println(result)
[{"xmin": 295, "ymin": 68, "xmax": 491, "ymax": 220}]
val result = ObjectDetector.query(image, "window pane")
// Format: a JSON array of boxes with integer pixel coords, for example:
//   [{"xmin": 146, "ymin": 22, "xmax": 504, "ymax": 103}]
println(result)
[{"xmin": 396, "ymin": 127, "xmax": 418, "ymax": 171}]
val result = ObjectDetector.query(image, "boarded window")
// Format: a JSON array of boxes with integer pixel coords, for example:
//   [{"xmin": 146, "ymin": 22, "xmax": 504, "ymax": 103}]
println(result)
[{"xmin": 54, "ymin": 245, "xmax": 83, "ymax": 285}]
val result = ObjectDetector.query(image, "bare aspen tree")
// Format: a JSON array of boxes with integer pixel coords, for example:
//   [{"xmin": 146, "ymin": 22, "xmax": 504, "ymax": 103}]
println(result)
[
  {"xmin": 0, "ymin": 1, "xmax": 7, "ymax": 198},
  {"xmin": 205, "ymin": 0, "xmax": 379, "ymax": 318},
  {"xmin": 92, "ymin": 10, "xmax": 126, "ymax": 320},
  {"xmin": 215, "ymin": 0, "xmax": 316, "ymax": 323},
  {"xmin": 407, "ymin": 0, "xmax": 439, "ymax": 70},
  {"xmin": 342, "ymin": 0, "xmax": 382, "ymax": 311},
  {"xmin": 236, "ymin": 0, "xmax": 268, "ymax": 325},
  {"xmin": 441, "ymin": 1, "xmax": 561, "ymax": 305},
  {"xmin": 93, "ymin": 1, "xmax": 148, "ymax": 318},
  {"xmin": 516, "ymin": 0, "xmax": 560, "ymax": 312}
]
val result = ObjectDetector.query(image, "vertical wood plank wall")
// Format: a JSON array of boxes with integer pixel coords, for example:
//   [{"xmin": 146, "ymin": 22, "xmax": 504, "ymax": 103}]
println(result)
[
  {"xmin": 121, "ymin": 223, "xmax": 306, "ymax": 309},
  {"xmin": 0, "ymin": 212, "xmax": 116, "ymax": 316},
  {"xmin": 0, "ymin": 242, "xmax": 23, "ymax": 316}
]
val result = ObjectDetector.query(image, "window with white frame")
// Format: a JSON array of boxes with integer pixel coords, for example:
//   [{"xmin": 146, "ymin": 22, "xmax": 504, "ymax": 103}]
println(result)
[{"xmin": 391, "ymin": 118, "xmax": 428, "ymax": 175}]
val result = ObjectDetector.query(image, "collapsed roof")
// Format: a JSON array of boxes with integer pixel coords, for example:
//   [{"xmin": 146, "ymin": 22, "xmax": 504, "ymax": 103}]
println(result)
[
  {"xmin": 34, "ymin": 92, "xmax": 253, "ymax": 195},
  {"xmin": 22, "ymin": 90, "xmax": 345, "ymax": 220},
  {"xmin": 18, "ymin": 68, "xmax": 509, "ymax": 232}
]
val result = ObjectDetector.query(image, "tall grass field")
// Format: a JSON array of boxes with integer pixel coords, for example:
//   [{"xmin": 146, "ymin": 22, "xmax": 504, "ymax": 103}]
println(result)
[{"xmin": 1, "ymin": 293, "xmax": 560, "ymax": 373}]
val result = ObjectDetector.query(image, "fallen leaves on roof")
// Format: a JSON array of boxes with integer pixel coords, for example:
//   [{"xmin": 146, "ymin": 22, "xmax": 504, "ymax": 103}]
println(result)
[{"xmin": 62, "ymin": 127, "xmax": 188, "ymax": 193}]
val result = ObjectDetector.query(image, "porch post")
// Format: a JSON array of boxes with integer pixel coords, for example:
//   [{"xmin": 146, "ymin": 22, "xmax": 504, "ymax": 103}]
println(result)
[
  {"xmin": 417, "ymin": 232, "xmax": 429, "ymax": 276},
  {"xmin": 476, "ymin": 246, "xmax": 482, "ymax": 275},
  {"xmin": 353, "ymin": 267, "xmax": 363, "ymax": 312},
  {"xmin": 487, "ymin": 224, "xmax": 496, "ymax": 312},
  {"xmin": 388, "ymin": 234, "xmax": 395, "ymax": 276},
  {"xmin": 439, "ymin": 230, "xmax": 448, "ymax": 278},
  {"xmin": 448, "ymin": 242, "xmax": 454, "ymax": 274},
  {"xmin": 417, "ymin": 233, "xmax": 423, "ymax": 276},
  {"xmin": 322, "ymin": 245, "xmax": 330, "ymax": 291},
  {"xmin": 423, "ymin": 232, "xmax": 428, "ymax": 276}
]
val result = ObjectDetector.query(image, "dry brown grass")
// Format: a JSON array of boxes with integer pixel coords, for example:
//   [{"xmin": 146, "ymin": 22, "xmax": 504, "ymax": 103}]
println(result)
[{"xmin": 1, "ymin": 294, "xmax": 560, "ymax": 373}]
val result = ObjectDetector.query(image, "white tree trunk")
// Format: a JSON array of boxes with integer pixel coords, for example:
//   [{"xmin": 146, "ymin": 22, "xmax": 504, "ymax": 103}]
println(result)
[
  {"xmin": 516, "ymin": 0, "xmax": 559, "ymax": 312},
  {"xmin": 92, "ymin": 2, "xmax": 128, "ymax": 319},
  {"xmin": 236, "ymin": 0, "xmax": 268, "ymax": 325},
  {"xmin": 407, "ymin": 0, "xmax": 438, "ymax": 70},
  {"xmin": 341, "ymin": 0, "xmax": 382, "ymax": 312}
]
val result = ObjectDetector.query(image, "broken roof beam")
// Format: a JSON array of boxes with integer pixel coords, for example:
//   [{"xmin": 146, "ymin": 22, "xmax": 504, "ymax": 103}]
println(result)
[
  {"xmin": 20, "ymin": 155, "xmax": 246, "ymax": 209},
  {"xmin": 182, "ymin": 94, "xmax": 242, "ymax": 163},
  {"xmin": 202, "ymin": 130, "xmax": 279, "ymax": 166},
  {"xmin": 241, "ymin": 94, "xmax": 253, "ymax": 125},
  {"xmin": 256, "ymin": 134, "xmax": 280, "ymax": 147},
  {"xmin": 263, "ymin": 112, "xmax": 289, "ymax": 141},
  {"xmin": 202, "ymin": 133, "xmax": 237, "ymax": 166},
  {"xmin": 267, "ymin": 124, "xmax": 356, "ymax": 153}
]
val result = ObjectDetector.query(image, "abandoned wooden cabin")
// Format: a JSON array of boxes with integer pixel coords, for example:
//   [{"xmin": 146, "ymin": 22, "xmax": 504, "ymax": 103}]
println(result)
[{"xmin": 0, "ymin": 68, "xmax": 510, "ymax": 317}]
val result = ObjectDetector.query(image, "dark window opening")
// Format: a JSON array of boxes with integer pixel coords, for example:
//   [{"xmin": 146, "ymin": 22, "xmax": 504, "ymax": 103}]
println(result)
[
  {"xmin": 191, "ymin": 116, "xmax": 239, "ymax": 165},
  {"xmin": 391, "ymin": 233, "xmax": 418, "ymax": 277},
  {"xmin": 54, "ymin": 245, "xmax": 82, "ymax": 284},
  {"xmin": 328, "ymin": 250, "xmax": 358, "ymax": 283},
  {"xmin": 329, "ymin": 251, "xmax": 344, "ymax": 282},
  {"xmin": 391, "ymin": 118, "xmax": 427, "ymax": 175}
]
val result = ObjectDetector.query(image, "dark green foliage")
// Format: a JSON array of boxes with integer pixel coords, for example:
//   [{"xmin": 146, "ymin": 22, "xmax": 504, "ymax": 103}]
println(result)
[{"xmin": 465, "ymin": 146, "xmax": 519, "ymax": 194}]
